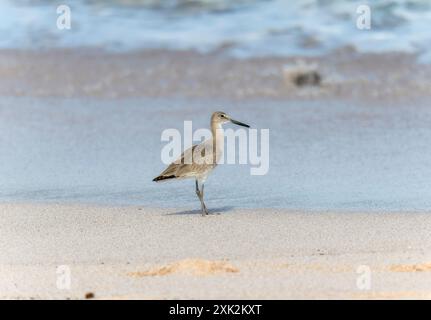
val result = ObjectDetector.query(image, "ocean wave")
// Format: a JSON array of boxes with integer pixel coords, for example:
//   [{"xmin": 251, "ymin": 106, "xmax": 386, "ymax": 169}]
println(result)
[{"xmin": 1, "ymin": 0, "xmax": 431, "ymax": 61}]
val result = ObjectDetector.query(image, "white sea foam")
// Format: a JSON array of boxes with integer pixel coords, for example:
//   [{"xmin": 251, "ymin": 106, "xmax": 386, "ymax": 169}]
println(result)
[{"xmin": 1, "ymin": 0, "xmax": 431, "ymax": 61}]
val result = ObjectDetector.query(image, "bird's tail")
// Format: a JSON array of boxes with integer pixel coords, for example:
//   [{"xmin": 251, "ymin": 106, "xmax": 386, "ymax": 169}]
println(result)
[{"xmin": 152, "ymin": 175, "xmax": 176, "ymax": 182}]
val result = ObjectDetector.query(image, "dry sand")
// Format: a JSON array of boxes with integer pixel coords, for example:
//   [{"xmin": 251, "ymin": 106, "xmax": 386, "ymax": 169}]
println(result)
[{"xmin": 1, "ymin": 203, "xmax": 431, "ymax": 299}]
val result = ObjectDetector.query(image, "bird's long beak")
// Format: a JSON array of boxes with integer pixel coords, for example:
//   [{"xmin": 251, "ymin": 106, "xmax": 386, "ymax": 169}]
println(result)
[{"xmin": 230, "ymin": 118, "xmax": 250, "ymax": 128}]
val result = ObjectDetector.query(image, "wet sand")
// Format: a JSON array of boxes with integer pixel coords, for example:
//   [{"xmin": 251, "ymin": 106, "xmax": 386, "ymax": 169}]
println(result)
[
  {"xmin": 1, "ymin": 203, "xmax": 431, "ymax": 299},
  {"xmin": 2, "ymin": 93, "xmax": 431, "ymax": 210},
  {"xmin": 0, "ymin": 48, "xmax": 430, "ymax": 100}
]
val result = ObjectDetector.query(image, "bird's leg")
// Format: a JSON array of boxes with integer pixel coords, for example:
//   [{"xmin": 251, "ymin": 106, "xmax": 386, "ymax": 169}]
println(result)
[
  {"xmin": 195, "ymin": 179, "xmax": 200, "ymax": 200},
  {"xmin": 200, "ymin": 184, "xmax": 209, "ymax": 215},
  {"xmin": 195, "ymin": 180, "xmax": 208, "ymax": 216},
  {"xmin": 195, "ymin": 180, "xmax": 206, "ymax": 216}
]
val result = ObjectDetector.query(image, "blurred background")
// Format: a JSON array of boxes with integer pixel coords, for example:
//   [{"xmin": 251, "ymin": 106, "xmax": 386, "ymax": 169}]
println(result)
[{"xmin": 1, "ymin": 0, "xmax": 431, "ymax": 61}]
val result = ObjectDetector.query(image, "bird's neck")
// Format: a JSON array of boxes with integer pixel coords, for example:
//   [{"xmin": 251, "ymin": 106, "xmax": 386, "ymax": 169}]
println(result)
[{"xmin": 211, "ymin": 122, "xmax": 224, "ymax": 162}]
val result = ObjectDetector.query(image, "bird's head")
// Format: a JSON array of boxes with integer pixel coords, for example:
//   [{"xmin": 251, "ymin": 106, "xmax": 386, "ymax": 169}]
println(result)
[{"xmin": 211, "ymin": 111, "xmax": 250, "ymax": 128}]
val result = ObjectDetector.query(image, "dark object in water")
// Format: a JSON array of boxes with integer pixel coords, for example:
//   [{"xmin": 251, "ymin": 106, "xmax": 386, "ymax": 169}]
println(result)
[{"xmin": 293, "ymin": 71, "xmax": 321, "ymax": 87}]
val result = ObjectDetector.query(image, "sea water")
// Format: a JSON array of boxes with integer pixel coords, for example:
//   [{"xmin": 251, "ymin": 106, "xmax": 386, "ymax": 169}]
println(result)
[
  {"xmin": 1, "ymin": 96, "xmax": 431, "ymax": 211},
  {"xmin": 1, "ymin": 0, "xmax": 431, "ymax": 61}
]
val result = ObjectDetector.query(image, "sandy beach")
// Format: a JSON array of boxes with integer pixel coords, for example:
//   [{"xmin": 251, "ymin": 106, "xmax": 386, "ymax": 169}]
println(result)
[
  {"xmin": 1, "ymin": 203, "xmax": 431, "ymax": 299},
  {"xmin": 1, "ymin": 48, "xmax": 431, "ymax": 299},
  {"xmin": 2, "ymin": 1, "xmax": 431, "ymax": 300}
]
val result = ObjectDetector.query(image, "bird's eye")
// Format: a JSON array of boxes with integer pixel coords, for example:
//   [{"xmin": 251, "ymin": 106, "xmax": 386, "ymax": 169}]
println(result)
[{"xmin": 221, "ymin": 114, "xmax": 225, "ymax": 118}]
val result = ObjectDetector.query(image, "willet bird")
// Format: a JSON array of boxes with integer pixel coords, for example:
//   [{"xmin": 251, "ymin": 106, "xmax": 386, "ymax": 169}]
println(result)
[{"xmin": 153, "ymin": 111, "xmax": 250, "ymax": 216}]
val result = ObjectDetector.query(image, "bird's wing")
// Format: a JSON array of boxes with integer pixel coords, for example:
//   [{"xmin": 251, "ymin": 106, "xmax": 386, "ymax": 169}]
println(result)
[
  {"xmin": 155, "ymin": 140, "xmax": 214, "ymax": 180},
  {"xmin": 157, "ymin": 144, "xmax": 197, "ymax": 177}
]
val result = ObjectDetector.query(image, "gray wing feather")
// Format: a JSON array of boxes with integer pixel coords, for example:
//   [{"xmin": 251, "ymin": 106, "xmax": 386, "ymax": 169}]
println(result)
[{"xmin": 154, "ymin": 141, "xmax": 216, "ymax": 181}]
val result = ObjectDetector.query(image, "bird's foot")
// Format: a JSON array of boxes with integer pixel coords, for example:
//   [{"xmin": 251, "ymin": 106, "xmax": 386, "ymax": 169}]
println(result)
[{"xmin": 201, "ymin": 207, "xmax": 209, "ymax": 216}]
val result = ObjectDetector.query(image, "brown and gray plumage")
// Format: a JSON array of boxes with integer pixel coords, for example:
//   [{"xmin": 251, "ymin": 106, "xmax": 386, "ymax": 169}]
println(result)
[{"xmin": 153, "ymin": 111, "xmax": 250, "ymax": 216}]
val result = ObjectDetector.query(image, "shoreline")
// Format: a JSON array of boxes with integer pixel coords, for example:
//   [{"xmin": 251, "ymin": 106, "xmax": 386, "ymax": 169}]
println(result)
[
  {"xmin": 1, "ymin": 203, "xmax": 431, "ymax": 299},
  {"xmin": 1, "ymin": 47, "xmax": 430, "ymax": 101}
]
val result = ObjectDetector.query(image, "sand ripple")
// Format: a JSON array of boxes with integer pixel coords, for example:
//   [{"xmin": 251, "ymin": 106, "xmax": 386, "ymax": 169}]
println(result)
[
  {"xmin": 128, "ymin": 259, "xmax": 239, "ymax": 277},
  {"xmin": 390, "ymin": 262, "xmax": 431, "ymax": 272}
]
